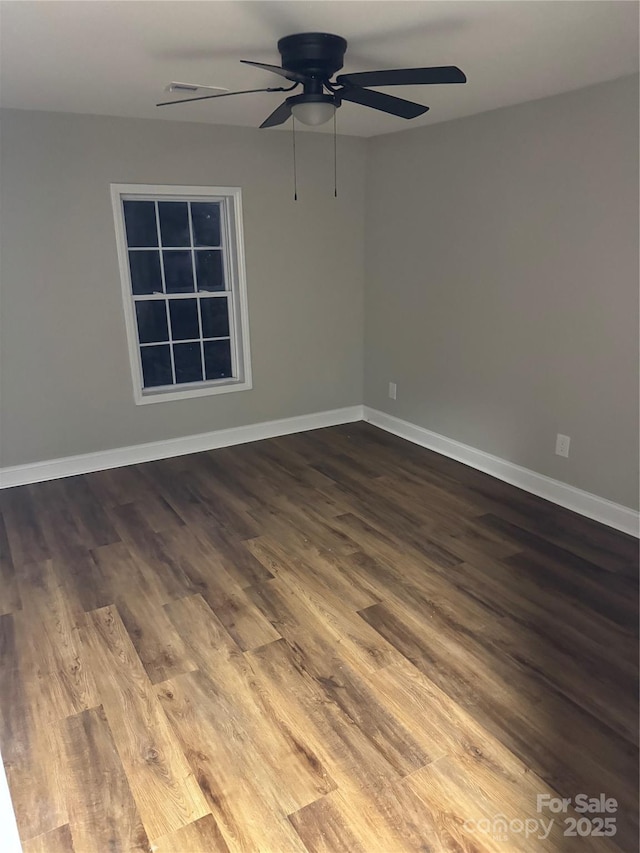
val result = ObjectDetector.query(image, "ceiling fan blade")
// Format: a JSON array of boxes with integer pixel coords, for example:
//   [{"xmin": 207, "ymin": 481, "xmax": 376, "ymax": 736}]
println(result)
[
  {"xmin": 166, "ymin": 82, "xmax": 229, "ymax": 94},
  {"xmin": 156, "ymin": 85, "xmax": 295, "ymax": 107},
  {"xmin": 337, "ymin": 87, "xmax": 428, "ymax": 119},
  {"xmin": 260, "ymin": 99, "xmax": 293, "ymax": 128},
  {"xmin": 240, "ymin": 60, "xmax": 308, "ymax": 84},
  {"xmin": 336, "ymin": 66, "xmax": 466, "ymax": 88}
]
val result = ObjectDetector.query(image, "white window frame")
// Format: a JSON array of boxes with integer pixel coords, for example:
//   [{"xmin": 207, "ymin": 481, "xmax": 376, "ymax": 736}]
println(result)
[{"xmin": 111, "ymin": 183, "xmax": 252, "ymax": 405}]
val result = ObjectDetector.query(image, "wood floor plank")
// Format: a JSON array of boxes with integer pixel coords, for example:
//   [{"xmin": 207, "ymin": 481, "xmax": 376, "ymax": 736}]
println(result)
[
  {"xmin": 84, "ymin": 464, "xmax": 160, "ymax": 509},
  {"xmin": 152, "ymin": 814, "xmax": 230, "ymax": 853},
  {"xmin": 15, "ymin": 555, "xmax": 86, "ymax": 626},
  {"xmin": 246, "ymin": 533, "xmax": 379, "ymax": 613},
  {"xmin": 313, "ymin": 469, "xmax": 465, "ymax": 569},
  {"xmin": 405, "ymin": 756, "xmax": 610, "ymax": 853},
  {"xmin": 62, "ymin": 706, "xmax": 151, "ymax": 853},
  {"xmin": 360, "ymin": 602, "xmax": 638, "ymax": 849},
  {"xmin": 0, "ymin": 613, "xmax": 69, "ymax": 841},
  {"xmin": 540, "ymin": 514, "xmax": 638, "ymax": 577},
  {"xmin": 0, "ymin": 486, "xmax": 50, "ymax": 566},
  {"xmin": 246, "ymin": 636, "xmax": 417, "ymax": 792},
  {"xmin": 157, "ymin": 671, "xmax": 309, "ymax": 852},
  {"xmin": 3, "ymin": 722, "xmax": 68, "ymax": 844},
  {"xmin": 365, "ymin": 661, "xmax": 621, "ymax": 851},
  {"xmin": 245, "ymin": 572, "xmax": 402, "ymax": 674},
  {"xmin": 418, "ymin": 514, "xmax": 521, "ymax": 563},
  {"xmin": 194, "ymin": 522, "xmax": 275, "ymax": 588},
  {"xmin": 89, "ymin": 542, "xmax": 198, "ymax": 684},
  {"xmin": 201, "ymin": 441, "xmax": 351, "ymax": 524},
  {"xmin": 502, "ymin": 547, "xmax": 638, "ymax": 634},
  {"xmin": 171, "ymin": 464, "xmax": 259, "ymax": 541},
  {"xmin": 82, "ymin": 605, "xmax": 209, "ymax": 841},
  {"xmin": 426, "ymin": 560, "xmax": 638, "ymax": 743},
  {"xmin": 124, "ymin": 492, "xmax": 185, "ymax": 534},
  {"xmin": 341, "ymin": 542, "xmax": 636, "ymax": 743},
  {"xmin": 0, "ymin": 614, "xmax": 22, "ymax": 769},
  {"xmin": 330, "ymin": 510, "xmax": 464, "ymax": 589},
  {"xmin": 431, "ymin": 551, "xmax": 636, "ymax": 677},
  {"xmin": 249, "ymin": 640, "xmax": 447, "ymax": 852},
  {"xmin": 59, "ymin": 476, "xmax": 121, "ymax": 548},
  {"xmin": 379, "ymin": 545, "xmax": 632, "ymax": 742},
  {"xmin": 163, "ymin": 595, "xmax": 336, "ymax": 814},
  {"xmin": 247, "ymin": 436, "xmax": 340, "ymax": 488},
  {"xmin": 26, "ymin": 479, "xmax": 92, "ymax": 563},
  {"xmin": 189, "ymin": 449, "xmax": 276, "ymax": 509},
  {"xmin": 22, "ymin": 824, "xmax": 75, "ymax": 853},
  {"xmin": 483, "ymin": 513, "xmax": 638, "ymax": 599},
  {"xmin": 253, "ymin": 494, "xmax": 363, "ymax": 557},
  {"xmin": 0, "ymin": 512, "xmax": 21, "ymax": 616},
  {"xmin": 13, "ymin": 561, "xmax": 99, "ymax": 721},
  {"xmin": 447, "ymin": 552, "xmax": 634, "ymax": 691},
  {"xmin": 157, "ymin": 526, "xmax": 281, "ymax": 652},
  {"xmin": 288, "ymin": 780, "xmax": 451, "ymax": 853},
  {"xmin": 289, "ymin": 794, "xmax": 371, "ymax": 853},
  {"xmin": 136, "ymin": 458, "xmax": 221, "ymax": 528},
  {"xmin": 248, "ymin": 640, "xmax": 416, "ymax": 850},
  {"xmin": 106, "ymin": 504, "xmax": 197, "ymax": 603},
  {"xmin": 475, "ymin": 489, "xmax": 638, "ymax": 576}
]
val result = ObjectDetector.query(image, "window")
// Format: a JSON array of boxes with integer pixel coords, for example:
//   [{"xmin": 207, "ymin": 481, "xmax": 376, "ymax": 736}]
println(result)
[{"xmin": 111, "ymin": 184, "xmax": 252, "ymax": 404}]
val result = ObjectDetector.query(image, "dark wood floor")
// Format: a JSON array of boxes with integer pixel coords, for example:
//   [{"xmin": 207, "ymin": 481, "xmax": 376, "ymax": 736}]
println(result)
[{"xmin": 0, "ymin": 422, "xmax": 637, "ymax": 852}]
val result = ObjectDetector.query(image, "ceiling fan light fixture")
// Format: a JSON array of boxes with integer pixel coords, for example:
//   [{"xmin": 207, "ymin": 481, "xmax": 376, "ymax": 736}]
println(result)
[{"xmin": 290, "ymin": 93, "xmax": 336, "ymax": 126}]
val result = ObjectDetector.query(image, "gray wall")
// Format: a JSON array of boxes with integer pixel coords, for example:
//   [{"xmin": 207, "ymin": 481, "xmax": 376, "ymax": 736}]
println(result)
[
  {"xmin": 2, "ymin": 78, "xmax": 638, "ymax": 511},
  {"xmin": 365, "ymin": 76, "xmax": 639, "ymax": 509},
  {"xmin": 0, "ymin": 110, "xmax": 365, "ymax": 465}
]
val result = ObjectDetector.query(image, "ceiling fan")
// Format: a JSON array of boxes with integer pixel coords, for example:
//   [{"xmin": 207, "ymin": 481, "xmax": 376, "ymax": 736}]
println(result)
[{"xmin": 157, "ymin": 32, "xmax": 466, "ymax": 127}]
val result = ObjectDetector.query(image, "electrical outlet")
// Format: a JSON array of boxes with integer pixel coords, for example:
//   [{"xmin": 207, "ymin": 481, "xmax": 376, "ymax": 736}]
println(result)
[
  {"xmin": 555, "ymin": 433, "xmax": 570, "ymax": 458},
  {"xmin": 388, "ymin": 382, "xmax": 397, "ymax": 400}
]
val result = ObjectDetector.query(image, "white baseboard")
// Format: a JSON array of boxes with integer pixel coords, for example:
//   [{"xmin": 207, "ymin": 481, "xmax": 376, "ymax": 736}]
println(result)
[
  {"xmin": 0, "ymin": 405, "xmax": 364, "ymax": 489},
  {"xmin": 364, "ymin": 407, "xmax": 640, "ymax": 538},
  {"xmin": 2, "ymin": 403, "xmax": 636, "ymax": 538}
]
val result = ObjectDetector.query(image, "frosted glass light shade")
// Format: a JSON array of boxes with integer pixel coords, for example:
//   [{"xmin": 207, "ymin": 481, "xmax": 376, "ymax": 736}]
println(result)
[{"xmin": 291, "ymin": 100, "xmax": 336, "ymax": 126}]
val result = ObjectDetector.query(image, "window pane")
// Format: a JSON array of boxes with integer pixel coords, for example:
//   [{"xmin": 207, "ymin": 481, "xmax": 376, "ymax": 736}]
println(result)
[
  {"xmin": 204, "ymin": 339, "xmax": 232, "ymax": 379},
  {"xmin": 163, "ymin": 250, "xmax": 194, "ymax": 293},
  {"xmin": 159, "ymin": 201, "xmax": 190, "ymax": 247},
  {"xmin": 195, "ymin": 250, "xmax": 224, "ymax": 291},
  {"xmin": 200, "ymin": 297, "xmax": 230, "ymax": 338},
  {"xmin": 135, "ymin": 301, "xmax": 168, "ymax": 343},
  {"xmin": 128, "ymin": 251, "xmax": 162, "ymax": 295},
  {"xmin": 123, "ymin": 201, "xmax": 158, "ymax": 247},
  {"xmin": 173, "ymin": 342, "xmax": 203, "ymax": 384},
  {"xmin": 191, "ymin": 202, "xmax": 221, "ymax": 246},
  {"xmin": 169, "ymin": 299, "xmax": 199, "ymax": 341},
  {"xmin": 141, "ymin": 345, "xmax": 172, "ymax": 387}
]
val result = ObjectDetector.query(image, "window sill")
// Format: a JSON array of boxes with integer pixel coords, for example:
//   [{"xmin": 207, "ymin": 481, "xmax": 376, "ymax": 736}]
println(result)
[{"xmin": 134, "ymin": 377, "xmax": 252, "ymax": 405}]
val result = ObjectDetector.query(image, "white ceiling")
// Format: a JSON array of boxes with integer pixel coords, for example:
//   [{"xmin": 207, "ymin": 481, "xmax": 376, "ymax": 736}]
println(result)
[{"xmin": 1, "ymin": 0, "xmax": 638, "ymax": 137}]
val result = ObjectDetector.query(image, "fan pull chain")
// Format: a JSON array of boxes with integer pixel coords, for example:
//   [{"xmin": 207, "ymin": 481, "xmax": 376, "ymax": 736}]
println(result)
[
  {"xmin": 292, "ymin": 116, "xmax": 298, "ymax": 201},
  {"xmin": 333, "ymin": 109, "xmax": 338, "ymax": 198}
]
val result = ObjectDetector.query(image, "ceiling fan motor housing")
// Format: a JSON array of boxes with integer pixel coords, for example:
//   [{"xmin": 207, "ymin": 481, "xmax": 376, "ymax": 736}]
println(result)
[{"xmin": 277, "ymin": 33, "xmax": 347, "ymax": 80}]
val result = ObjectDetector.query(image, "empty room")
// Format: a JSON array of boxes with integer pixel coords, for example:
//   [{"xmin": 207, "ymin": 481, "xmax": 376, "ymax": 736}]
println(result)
[{"xmin": 0, "ymin": 1, "xmax": 638, "ymax": 851}]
